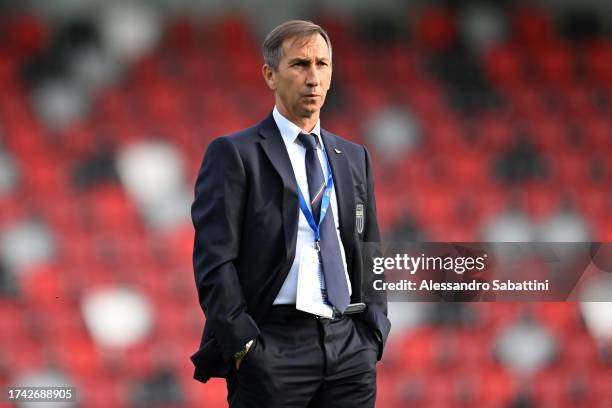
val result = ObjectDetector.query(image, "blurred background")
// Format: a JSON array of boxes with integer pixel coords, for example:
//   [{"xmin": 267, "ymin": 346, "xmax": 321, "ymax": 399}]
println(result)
[{"xmin": 0, "ymin": 0, "xmax": 611, "ymax": 407}]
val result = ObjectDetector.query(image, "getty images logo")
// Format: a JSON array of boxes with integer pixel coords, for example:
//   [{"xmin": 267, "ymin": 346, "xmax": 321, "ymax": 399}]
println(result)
[{"xmin": 372, "ymin": 253, "xmax": 488, "ymax": 275}]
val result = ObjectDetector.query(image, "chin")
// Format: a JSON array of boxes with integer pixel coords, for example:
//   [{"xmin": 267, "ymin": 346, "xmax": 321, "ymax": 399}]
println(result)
[
  {"xmin": 301, "ymin": 103, "xmax": 321, "ymax": 114},
  {"xmin": 300, "ymin": 109, "xmax": 319, "ymax": 117}
]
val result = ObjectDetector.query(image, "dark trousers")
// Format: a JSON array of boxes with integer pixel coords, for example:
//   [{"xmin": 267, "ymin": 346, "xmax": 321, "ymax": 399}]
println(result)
[{"xmin": 226, "ymin": 306, "xmax": 379, "ymax": 408}]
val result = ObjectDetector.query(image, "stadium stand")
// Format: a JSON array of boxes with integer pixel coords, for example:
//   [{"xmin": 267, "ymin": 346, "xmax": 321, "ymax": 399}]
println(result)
[{"xmin": 0, "ymin": 2, "xmax": 610, "ymax": 407}]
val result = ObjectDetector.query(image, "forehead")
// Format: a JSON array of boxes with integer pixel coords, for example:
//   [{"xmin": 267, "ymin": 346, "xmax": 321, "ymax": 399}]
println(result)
[{"xmin": 281, "ymin": 34, "xmax": 330, "ymax": 59}]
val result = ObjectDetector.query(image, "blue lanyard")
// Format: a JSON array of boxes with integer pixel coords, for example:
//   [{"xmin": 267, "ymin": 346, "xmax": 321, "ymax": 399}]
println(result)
[{"xmin": 297, "ymin": 148, "xmax": 333, "ymax": 243}]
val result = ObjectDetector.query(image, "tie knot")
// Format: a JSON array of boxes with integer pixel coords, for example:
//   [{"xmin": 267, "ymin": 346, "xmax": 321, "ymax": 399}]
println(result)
[{"xmin": 298, "ymin": 132, "xmax": 318, "ymax": 151}]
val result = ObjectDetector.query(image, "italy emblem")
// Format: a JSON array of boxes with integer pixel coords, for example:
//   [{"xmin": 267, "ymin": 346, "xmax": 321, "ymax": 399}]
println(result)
[{"xmin": 356, "ymin": 204, "xmax": 364, "ymax": 234}]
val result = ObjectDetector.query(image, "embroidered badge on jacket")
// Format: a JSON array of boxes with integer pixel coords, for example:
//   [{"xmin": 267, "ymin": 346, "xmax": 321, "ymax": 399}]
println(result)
[{"xmin": 356, "ymin": 203, "xmax": 364, "ymax": 234}]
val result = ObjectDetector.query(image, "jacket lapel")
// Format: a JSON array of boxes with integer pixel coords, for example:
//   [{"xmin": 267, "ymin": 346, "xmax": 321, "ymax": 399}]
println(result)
[
  {"xmin": 321, "ymin": 129, "xmax": 355, "ymax": 271},
  {"xmin": 258, "ymin": 113, "xmax": 299, "ymax": 263}
]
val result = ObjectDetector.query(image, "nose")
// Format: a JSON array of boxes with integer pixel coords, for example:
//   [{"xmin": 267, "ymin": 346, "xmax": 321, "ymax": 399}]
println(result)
[{"xmin": 305, "ymin": 64, "xmax": 319, "ymax": 88}]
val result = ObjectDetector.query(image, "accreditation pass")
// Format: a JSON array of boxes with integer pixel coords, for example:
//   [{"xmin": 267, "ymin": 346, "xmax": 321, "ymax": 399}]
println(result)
[{"xmin": 296, "ymin": 244, "xmax": 334, "ymax": 318}]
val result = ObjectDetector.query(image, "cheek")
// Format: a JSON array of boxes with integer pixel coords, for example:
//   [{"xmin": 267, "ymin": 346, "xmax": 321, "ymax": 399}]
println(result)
[
  {"xmin": 279, "ymin": 77, "xmax": 296, "ymax": 93},
  {"xmin": 321, "ymin": 73, "xmax": 332, "ymax": 89}
]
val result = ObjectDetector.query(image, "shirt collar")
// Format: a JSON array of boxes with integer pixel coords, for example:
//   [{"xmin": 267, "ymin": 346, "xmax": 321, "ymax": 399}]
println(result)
[{"xmin": 272, "ymin": 106, "xmax": 322, "ymax": 149}]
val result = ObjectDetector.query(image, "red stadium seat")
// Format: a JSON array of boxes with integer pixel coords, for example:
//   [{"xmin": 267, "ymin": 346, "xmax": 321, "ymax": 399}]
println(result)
[
  {"xmin": 22, "ymin": 158, "xmax": 71, "ymax": 197},
  {"xmin": 478, "ymin": 113, "xmax": 516, "ymax": 153},
  {"xmin": 505, "ymin": 85, "xmax": 550, "ymax": 121},
  {"xmin": 562, "ymin": 85, "xmax": 599, "ymax": 121},
  {"xmin": 212, "ymin": 15, "xmax": 258, "ymax": 59},
  {"xmin": 374, "ymin": 45, "xmax": 419, "ymax": 86},
  {"xmin": 1, "ymin": 13, "xmax": 48, "ymax": 57},
  {"xmin": 478, "ymin": 365, "xmax": 517, "ymax": 406},
  {"xmin": 55, "ymin": 336, "xmax": 103, "ymax": 380},
  {"xmin": 422, "ymin": 372, "xmax": 455, "ymax": 407},
  {"xmin": 1, "ymin": 335, "xmax": 46, "ymax": 374},
  {"xmin": 559, "ymin": 333, "xmax": 599, "ymax": 371},
  {"xmin": 529, "ymin": 303, "xmax": 583, "ymax": 337},
  {"xmin": 584, "ymin": 40, "xmax": 612, "ymax": 85},
  {"xmin": 161, "ymin": 224, "xmax": 194, "ymax": 269},
  {"xmin": 547, "ymin": 151, "xmax": 592, "ymax": 188},
  {"xmin": 511, "ymin": 7, "xmax": 555, "ymax": 51},
  {"xmin": 528, "ymin": 115, "xmax": 570, "ymax": 155},
  {"xmin": 454, "ymin": 329, "xmax": 495, "ymax": 371},
  {"xmin": 184, "ymin": 377, "xmax": 228, "ymax": 408},
  {"xmin": 582, "ymin": 116, "xmax": 612, "ymax": 153},
  {"xmin": 0, "ymin": 300, "xmax": 28, "ymax": 340},
  {"xmin": 374, "ymin": 371, "xmax": 403, "ymax": 408},
  {"xmin": 483, "ymin": 43, "xmax": 528, "ymax": 87},
  {"xmin": 577, "ymin": 187, "xmax": 609, "ymax": 220},
  {"xmin": 531, "ymin": 43, "xmax": 576, "ymax": 87},
  {"xmin": 519, "ymin": 183, "xmax": 560, "ymax": 219},
  {"xmin": 591, "ymin": 215, "xmax": 612, "ymax": 241},
  {"xmin": 18, "ymin": 263, "xmax": 71, "ymax": 310},
  {"xmin": 0, "ymin": 197, "xmax": 25, "ymax": 229},
  {"xmin": 477, "ymin": 303, "xmax": 523, "ymax": 332},
  {"xmin": 78, "ymin": 376, "xmax": 125, "ymax": 408},
  {"xmin": 591, "ymin": 365, "xmax": 612, "ymax": 407},
  {"xmin": 403, "ymin": 81, "xmax": 449, "ymax": 124},
  {"xmin": 472, "ymin": 186, "xmax": 510, "ymax": 228},
  {"xmin": 413, "ymin": 7, "xmax": 457, "ymax": 52},
  {"xmin": 532, "ymin": 368, "xmax": 566, "ymax": 406},
  {"xmin": 0, "ymin": 50, "xmax": 19, "ymax": 86},
  {"xmin": 452, "ymin": 152, "xmax": 494, "ymax": 189},
  {"xmin": 332, "ymin": 46, "xmax": 369, "ymax": 88},
  {"xmin": 85, "ymin": 185, "xmax": 142, "ymax": 235},
  {"xmin": 400, "ymin": 328, "xmax": 438, "ymax": 371},
  {"xmin": 163, "ymin": 16, "xmax": 199, "ymax": 54},
  {"xmin": 410, "ymin": 185, "xmax": 457, "ymax": 229},
  {"xmin": 420, "ymin": 115, "xmax": 464, "ymax": 154},
  {"xmin": 373, "ymin": 188, "xmax": 403, "ymax": 234}
]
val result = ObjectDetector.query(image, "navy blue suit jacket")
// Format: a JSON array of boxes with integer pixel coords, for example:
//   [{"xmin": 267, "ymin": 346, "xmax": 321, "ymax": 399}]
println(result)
[{"xmin": 190, "ymin": 113, "xmax": 391, "ymax": 383}]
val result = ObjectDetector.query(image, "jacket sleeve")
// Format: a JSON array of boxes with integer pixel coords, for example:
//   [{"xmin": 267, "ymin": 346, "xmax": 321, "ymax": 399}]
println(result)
[
  {"xmin": 361, "ymin": 145, "xmax": 391, "ymax": 359},
  {"xmin": 191, "ymin": 137, "xmax": 259, "ymax": 361}
]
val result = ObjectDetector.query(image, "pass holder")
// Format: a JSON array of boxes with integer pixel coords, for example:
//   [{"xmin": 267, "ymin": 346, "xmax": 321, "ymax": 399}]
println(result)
[{"xmin": 296, "ymin": 244, "xmax": 334, "ymax": 318}]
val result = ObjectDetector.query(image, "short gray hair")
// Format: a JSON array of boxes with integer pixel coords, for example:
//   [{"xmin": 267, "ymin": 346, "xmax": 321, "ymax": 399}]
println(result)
[{"xmin": 262, "ymin": 20, "xmax": 332, "ymax": 71}]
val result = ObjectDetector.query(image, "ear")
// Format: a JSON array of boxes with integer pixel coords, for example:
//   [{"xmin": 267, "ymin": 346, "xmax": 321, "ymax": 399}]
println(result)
[{"xmin": 262, "ymin": 64, "xmax": 276, "ymax": 91}]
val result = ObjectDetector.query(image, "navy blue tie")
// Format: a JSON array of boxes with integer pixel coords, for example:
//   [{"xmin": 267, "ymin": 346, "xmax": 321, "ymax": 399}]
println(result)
[{"xmin": 298, "ymin": 132, "xmax": 350, "ymax": 313}]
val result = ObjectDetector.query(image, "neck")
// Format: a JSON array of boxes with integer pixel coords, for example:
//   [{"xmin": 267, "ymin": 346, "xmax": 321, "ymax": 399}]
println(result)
[{"xmin": 276, "ymin": 104, "xmax": 319, "ymax": 133}]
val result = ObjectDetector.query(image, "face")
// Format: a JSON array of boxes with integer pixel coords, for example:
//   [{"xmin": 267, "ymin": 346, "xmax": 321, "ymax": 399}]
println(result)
[{"xmin": 263, "ymin": 34, "xmax": 332, "ymax": 126}]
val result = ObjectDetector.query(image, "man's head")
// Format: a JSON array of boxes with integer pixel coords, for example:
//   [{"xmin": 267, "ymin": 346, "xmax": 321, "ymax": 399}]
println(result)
[{"xmin": 262, "ymin": 20, "xmax": 332, "ymax": 130}]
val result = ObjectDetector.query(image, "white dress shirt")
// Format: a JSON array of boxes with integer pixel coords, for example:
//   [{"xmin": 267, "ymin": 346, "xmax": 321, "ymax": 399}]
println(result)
[{"xmin": 272, "ymin": 106, "xmax": 351, "ymax": 305}]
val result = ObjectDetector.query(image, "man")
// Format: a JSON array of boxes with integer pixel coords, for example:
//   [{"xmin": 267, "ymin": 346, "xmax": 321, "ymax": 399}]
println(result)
[{"xmin": 190, "ymin": 20, "xmax": 390, "ymax": 407}]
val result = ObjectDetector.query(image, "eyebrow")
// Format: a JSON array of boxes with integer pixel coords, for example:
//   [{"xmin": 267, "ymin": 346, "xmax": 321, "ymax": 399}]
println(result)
[{"xmin": 287, "ymin": 57, "xmax": 330, "ymax": 64}]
